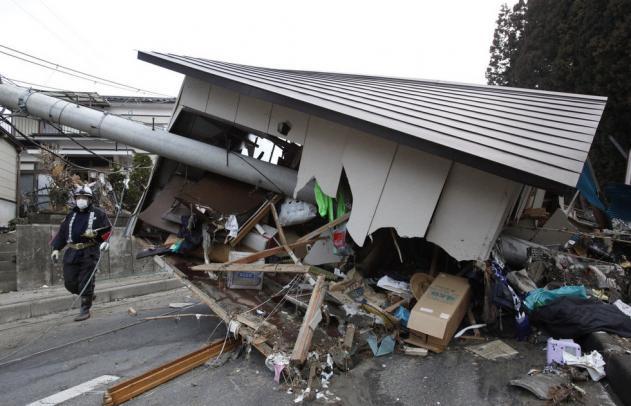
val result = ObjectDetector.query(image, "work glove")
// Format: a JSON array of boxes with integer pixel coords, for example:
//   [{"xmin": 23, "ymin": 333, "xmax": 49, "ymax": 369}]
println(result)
[
  {"xmin": 99, "ymin": 242, "xmax": 110, "ymax": 252},
  {"xmin": 51, "ymin": 250, "xmax": 59, "ymax": 262},
  {"xmin": 82, "ymin": 229, "xmax": 97, "ymax": 238}
]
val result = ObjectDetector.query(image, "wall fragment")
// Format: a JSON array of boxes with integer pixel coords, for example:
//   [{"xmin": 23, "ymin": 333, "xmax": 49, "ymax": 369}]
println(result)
[
  {"xmin": 426, "ymin": 163, "xmax": 521, "ymax": 261},
  {"xmin": 369, "ymin": 145, "xmax": 451, "ymax": 238}
]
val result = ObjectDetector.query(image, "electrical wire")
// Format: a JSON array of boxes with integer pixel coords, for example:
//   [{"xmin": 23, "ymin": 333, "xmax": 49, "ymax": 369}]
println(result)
[
  {"xmin": 0, "ymin": 115, "xmax": 146, "ymax": 175},
  {"xmin": 0, "ymin": 302, "xmax": 201, "ymax": 368},
  {"xmin": 0, "ymin": 75, "xmax": 67, "ymax": 91},
  {"xmin": 0, "ymin": 44, "xmax": 170, "ymax": 97}
]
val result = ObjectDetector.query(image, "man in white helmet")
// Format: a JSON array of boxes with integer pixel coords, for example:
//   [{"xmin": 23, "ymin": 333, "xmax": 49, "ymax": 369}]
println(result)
[{"xmin": 50, "ymin": 185, "xmax": 112, "ymax": 321}]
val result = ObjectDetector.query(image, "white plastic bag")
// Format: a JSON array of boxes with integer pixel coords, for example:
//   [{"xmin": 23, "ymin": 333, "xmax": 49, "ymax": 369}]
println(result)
[{"xmin": 278, "ymin": 198, "xmax": 317, "ymax": 226}]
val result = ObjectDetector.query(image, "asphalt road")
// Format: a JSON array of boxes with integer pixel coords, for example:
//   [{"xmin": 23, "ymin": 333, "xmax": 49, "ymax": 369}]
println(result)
[{"xmin": 0, "ymin": 288, "xmax": 623, "ymax": 406}]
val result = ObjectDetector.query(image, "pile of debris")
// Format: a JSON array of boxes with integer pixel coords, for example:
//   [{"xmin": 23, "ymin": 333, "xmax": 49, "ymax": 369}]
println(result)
[{"xmin": 132, "ymin": 170, "xmax": 631, "ymax": 403}]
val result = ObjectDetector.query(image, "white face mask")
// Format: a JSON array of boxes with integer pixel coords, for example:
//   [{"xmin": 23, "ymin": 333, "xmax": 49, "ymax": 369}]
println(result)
[{"xmin": 76, "ymin": 198, "xmax": 89, "ymax": 209}]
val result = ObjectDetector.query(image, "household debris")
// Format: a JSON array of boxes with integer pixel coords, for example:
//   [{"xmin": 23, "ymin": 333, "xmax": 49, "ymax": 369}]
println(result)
[{"xmin": 466, "ymin": 340, "xmax": 519, "ymax": 360}]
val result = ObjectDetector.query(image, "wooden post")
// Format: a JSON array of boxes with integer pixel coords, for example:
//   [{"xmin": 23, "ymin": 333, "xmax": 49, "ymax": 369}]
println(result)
[{"xmin": 290, "ymin": 275, "xmax": 327, "ymax": 364}]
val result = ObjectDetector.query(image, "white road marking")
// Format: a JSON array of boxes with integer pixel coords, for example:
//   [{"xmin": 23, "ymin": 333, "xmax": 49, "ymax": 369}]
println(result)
[{"xmin": 26, "ymin": 375, "xmax": 120, "ymax": 406}]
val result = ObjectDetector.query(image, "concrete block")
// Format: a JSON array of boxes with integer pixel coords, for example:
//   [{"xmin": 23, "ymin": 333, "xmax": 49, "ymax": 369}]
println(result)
[
  {"xmin": 0, "ymin": 302, "xmax": 31, "ymax": 323},
  {"xmin": 16, "ymin": 224, "xmax": 54, "ymax": 290},
  {"xmin": 108, "ymin": 233, "xmax": 133, "ymax": 278},
  {"xmin": 30, "ymin": 295, "xmax": 75, "ymax": 318}
]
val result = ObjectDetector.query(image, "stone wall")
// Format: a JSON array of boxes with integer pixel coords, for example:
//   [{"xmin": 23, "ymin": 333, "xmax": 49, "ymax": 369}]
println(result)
[
  {"xmin": 15, "ymin": 225, "xmax": 157, "ymax": 291},
  {"xmin": 0, "ymin": 232, "xmax": 16, "ymax": 292}
]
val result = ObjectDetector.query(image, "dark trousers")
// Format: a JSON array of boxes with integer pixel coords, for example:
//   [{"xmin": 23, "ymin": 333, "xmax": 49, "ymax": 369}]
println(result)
[{"xmin": 63, "ymin": 248, "xmax": 99, "ymax": 297}]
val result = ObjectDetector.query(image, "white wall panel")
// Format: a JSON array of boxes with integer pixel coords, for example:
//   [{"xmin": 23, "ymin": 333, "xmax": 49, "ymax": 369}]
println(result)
[
  {"xmin": 179, "ymin": 76, "xmax": 210, "ymax": 112},
  {"xmin": 235, "ymin": 95, "xmax": 272, "ymax": 133},
  {"xmin": 267, "ymin": 104, "xmax": 309, "ymax": 145},
  {"xmin": 206, "ymin": 85, "xmax": 239, "ymax": 122},
  {"xmin": 369, "ymin": 146, "xmax": 451, "ymax": 238},
  {"xmin": 426, "ymin": 163, "xmax": 521, "ymax": 261},
  {"xmin": 294, "ymin": 117, "xmax": 349, "ymax": 197},
  {"xmin": 342, "ymin": 129, "xmax": 396, "ymax": 245}
]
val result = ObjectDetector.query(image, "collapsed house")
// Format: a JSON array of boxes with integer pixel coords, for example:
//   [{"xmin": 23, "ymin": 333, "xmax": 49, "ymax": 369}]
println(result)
[{"xmin": 5, "ymin": 54, "xmax": 631, "ymax": 402}]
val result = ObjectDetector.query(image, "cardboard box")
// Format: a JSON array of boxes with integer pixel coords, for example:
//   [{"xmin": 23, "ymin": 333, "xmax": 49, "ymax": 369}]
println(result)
[
  {"xmin": 407, "ymin": 273, "xmax": 471, "ymax": 349},
  {"xmin": 226, "ymin": 250, "xmax": 264, "ymax": 290}
]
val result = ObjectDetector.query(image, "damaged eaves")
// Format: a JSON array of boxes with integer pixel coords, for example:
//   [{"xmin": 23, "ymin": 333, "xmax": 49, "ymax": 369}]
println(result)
[{"xmin": 138, "ymin": 51, "xmax": 607, "ymax": 190}]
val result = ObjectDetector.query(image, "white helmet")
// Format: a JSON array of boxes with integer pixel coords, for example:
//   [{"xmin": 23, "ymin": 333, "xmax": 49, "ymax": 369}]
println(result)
[{"xmin": 73, "ymin": 185, "xmax": 93, "ymax": 198}]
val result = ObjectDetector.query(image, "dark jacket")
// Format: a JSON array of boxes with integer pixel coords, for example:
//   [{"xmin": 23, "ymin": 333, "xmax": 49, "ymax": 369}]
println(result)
[{"xmin": 51, "ymin": 205, "xmax": 112, "ymax": 263}]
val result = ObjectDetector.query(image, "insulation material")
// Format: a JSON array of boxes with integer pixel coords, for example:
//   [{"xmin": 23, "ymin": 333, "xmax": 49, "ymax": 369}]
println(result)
[
  {"xmin": 267, "ymin": 104, "xmax": 309, "ymax": 145},
  {"xmin": 294, "ymin": 117, "xmax": 349, "ymax": 197},
  {"xmin": 368, "ymin": 145, "xmax": 451, "ymax": 238},
  {"xmin": 426, "ymin": 163, "xmax": 521, "ymax": 261},
  {"xmin": 342, "ymin": 129, "xmax": 396, "ymax": 245},
  {"xmin": 179, "ymin": 76, "xmax": 210, "ymax": 112}
]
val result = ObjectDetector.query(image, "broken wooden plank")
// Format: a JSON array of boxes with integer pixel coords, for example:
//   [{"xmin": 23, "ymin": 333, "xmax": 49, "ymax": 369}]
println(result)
[
  {"xmin": 222, "ymin": 239, "xmax": 319, "ymax": 265},
  {"xmin": 103, "ymin": 338, "xmax": 238, "ymax": 406},
  {"xmin": 342, "ymin": 323, "xmax": 356, "ymax": 351},
  {"xmin": 154, "ymin": 256, "xmax": 268, "ymax": 343},
  {"xmin": 191, "ymin": 263, "xmax": 309, "ymax": 273},
  {"xmin": 269, "ymin": 203, "xmax": 302, "ymax": 264},
  {"xmin": 296, "ymin": 212, "xmax": 350, "ymax": 243},
  {"xmin": 290, "ymin": 275, "xmax": 327, "ymax": 364},
  {"xmin": 230, "ymin": 196, "xmax": 280, "ymax": 247},
  {"xmin": 383, "ymin": 298, "xmax": 408, "ymax": 314}
]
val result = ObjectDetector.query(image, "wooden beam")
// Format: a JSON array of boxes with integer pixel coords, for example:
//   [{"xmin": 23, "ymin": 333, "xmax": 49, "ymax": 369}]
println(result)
[
  {"xmin": 290, "ymin": 275, "xmax": 327, "ymax": 364},
  {"xmin": 104, "ymin": 339, "xmax": 238, "ymax": 406},
  {"xmin": 191, "ymin": 263, "xmax": 309, "ymax": 273},
  {"xmin": 269, "ymin": 203, "xmax": 301, "ymax": 265},
  {"xmin": 296, "ymin": 212, "xmax": 350, "ymax": 243},
  {"xmin": 221, "ymin": 239, "xmax": 318, "ymax": 266}
]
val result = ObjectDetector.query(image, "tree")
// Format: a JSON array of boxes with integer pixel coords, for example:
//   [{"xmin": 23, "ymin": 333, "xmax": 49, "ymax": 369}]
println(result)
[
  {"xmin": 486, "ymin": 1, "xmax": 527, "ymax": 86},
  {"xmin": 486, "ymin": 0, "xmax": 631, "ymax": 185}
]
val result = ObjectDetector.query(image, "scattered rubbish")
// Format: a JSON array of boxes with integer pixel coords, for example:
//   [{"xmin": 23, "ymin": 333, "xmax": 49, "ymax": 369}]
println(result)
[
  {"xmin": 546, "ymin": 338, "xmax": 581, "ymax": 365},
  {"xmin": 169, "ymin": 302, "xmax": 195, "ymax": 309},
  {"xmin": 376, "ymin": 276, "xmax": 412, "ymax": 298},
  {"xmin": 509, "ymin": 373, "xmax": 569, "ymax": 400},
  {"xmin": 454, "ymin": 324, "xmax": 487, "ymax": 339},
  {"xmin": 466, "ymin": 340, "xmax": 518, "ymax": 360},
  {"xmin": 613, "ymin": 299, "xmax": 631, "ymax": 318},
  {"xmin": 127, "ymin": 307, "xmax": 137, "ymax": 317},
  {"xmin": 367, "ymin": 334, "xmax": 396, "ymax": 357},
  {"xmin": 563, "ymin": 350, "xmax": 606, "ymax": 381},
  {"xmin": 402, "ymin": 346, "xmax": 428, "ymax": 357}
]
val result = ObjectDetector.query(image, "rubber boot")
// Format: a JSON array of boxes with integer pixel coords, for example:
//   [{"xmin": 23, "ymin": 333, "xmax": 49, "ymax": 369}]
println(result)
[{"xmin": 74, "ymin": 296, "xmax": 92, "ymax": 321}]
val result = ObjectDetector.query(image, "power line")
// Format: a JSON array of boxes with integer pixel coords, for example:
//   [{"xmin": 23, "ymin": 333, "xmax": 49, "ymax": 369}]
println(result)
[
  {"xmin": 0, "ymin": 74, "xmax": 66, "ymax": 91},
  {"xmin": 0, "ymin": 115, "xmax": 129, "ymax": 174},
  {"xmin": 0, "ymin": 44, "xmax": 171, "ymax": 97}
]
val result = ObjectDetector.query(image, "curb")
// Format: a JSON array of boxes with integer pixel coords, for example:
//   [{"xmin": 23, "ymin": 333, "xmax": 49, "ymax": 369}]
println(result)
[
  {"xmin": 580, "ymin": 332, "xmax": 631, "ymax": 406},
  {"xmin": 0, "ymin": 277, "xmax": 183, "ymax": 324}
]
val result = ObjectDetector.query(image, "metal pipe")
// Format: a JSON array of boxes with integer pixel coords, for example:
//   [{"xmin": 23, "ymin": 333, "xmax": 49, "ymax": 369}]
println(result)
[{"xmin": 0, "ymin": 83, "xmax": 309, "ymax": 200}]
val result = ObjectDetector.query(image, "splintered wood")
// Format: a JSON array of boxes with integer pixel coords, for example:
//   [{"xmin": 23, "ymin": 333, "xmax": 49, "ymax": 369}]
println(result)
[
  {"xmin": 291, "ymin": 275, "xmax": 327, "ymax": 364},
  {"xmin": 191, "ymin": 263, "xmax": 309, "ymax": 273}
]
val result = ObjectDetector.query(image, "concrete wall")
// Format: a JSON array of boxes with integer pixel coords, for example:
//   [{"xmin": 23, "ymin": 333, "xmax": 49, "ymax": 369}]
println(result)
[
  {"xmin": 0, "ymin": 232, "xmax": 16, "ymax": 292},
  {"xmin": 16, "ymin": 225, "xmax": 157, "ymax": 291}
]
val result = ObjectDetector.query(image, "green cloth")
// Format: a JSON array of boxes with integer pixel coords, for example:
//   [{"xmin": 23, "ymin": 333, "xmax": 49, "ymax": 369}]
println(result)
[
  {"xmin": 314, "ymin": 182, "xmax": 346, "ymax": 221},
  {"xmin": 523, "ymin": 285, "xmax": 588, "ymax": 311}
]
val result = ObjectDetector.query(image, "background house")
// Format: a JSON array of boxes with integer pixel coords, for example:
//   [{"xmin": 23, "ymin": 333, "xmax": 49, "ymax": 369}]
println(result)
[{"xmin": 7, "ymin": 90, "xmax": 175, "ymax": 212}]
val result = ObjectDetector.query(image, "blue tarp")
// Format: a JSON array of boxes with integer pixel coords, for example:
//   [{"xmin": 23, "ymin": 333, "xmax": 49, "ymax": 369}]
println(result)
[
  {"xmin": 604, "ymin": 183, "xmax": 631, "ymax": 221},
  {"xmin": 576, "ymin": 164, "xmax": 606, "ymax": 211}
]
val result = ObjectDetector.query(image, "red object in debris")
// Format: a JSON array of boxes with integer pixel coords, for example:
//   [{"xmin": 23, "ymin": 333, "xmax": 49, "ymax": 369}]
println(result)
[{"xmin": 333, "ymin": 229, "xmax": 346, "ymax": 249}]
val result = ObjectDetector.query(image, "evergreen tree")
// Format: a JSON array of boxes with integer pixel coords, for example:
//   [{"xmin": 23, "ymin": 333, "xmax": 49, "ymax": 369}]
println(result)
[{"xmin": 487, "ymin": 0, "xmax": 631, "ymax": 184}]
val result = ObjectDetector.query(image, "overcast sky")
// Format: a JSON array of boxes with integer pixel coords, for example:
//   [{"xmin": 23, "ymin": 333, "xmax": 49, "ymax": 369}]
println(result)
[{"xmin": 0, "ymin": 0, "xmax": 514, "ymax": 97}]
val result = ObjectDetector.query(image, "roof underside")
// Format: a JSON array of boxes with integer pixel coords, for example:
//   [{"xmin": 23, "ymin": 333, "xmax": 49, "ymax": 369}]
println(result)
[{"xmin": 138, "ymin": 51, "xmax": 608, "ymax": 190}]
